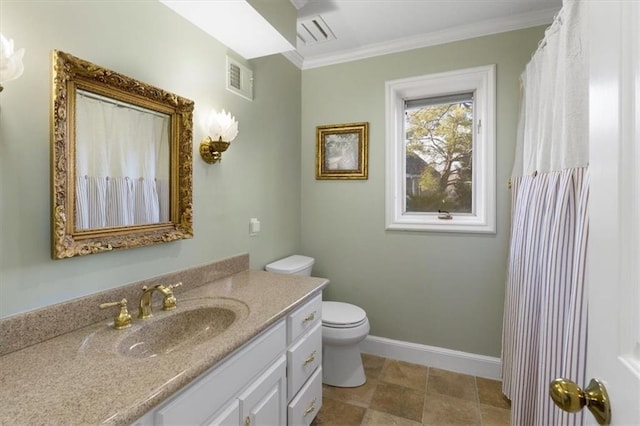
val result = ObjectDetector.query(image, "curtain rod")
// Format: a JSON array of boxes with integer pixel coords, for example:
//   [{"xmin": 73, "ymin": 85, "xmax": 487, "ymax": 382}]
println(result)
[{"xmin": 77, "ymin": 89, "xmax": 169, "ymax": 120}]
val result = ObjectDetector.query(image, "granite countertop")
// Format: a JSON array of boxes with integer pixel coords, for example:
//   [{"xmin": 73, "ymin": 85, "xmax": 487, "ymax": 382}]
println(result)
[{"xmin": 0, "ymin": 270, "xmax": 328, "ymax": 425}]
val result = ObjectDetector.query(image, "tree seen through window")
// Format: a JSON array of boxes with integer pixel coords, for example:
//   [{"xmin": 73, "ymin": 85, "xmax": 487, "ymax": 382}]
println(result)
[{"xmin": 404, "ymin": 97, "xmax": 473, "ymax": 213}]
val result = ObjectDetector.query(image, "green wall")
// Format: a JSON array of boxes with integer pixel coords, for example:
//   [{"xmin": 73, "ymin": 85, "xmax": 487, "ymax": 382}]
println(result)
[
  {"xmin": 300, "ymin": 27, "xmax": 545, "ymax": 357},
  {"xmin": 0, "ymin": 1, "xmax": 302, "ymax": 317},
  {"xmin": 1, "ymin": 0, "xmax": 546, "ymax": 359}
]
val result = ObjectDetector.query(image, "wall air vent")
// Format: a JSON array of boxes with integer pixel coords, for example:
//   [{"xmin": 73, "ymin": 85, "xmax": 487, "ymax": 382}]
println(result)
[
  {"xmin": 229, "ymin": 62, "xmax": 241, "ymax": 90},
  {"xmin": 226, "ymin": 56, "xmax": 253, "ymax": 101},
  {"xmin": 297, "ymin": 16, "xmax": 336, "ymax": 46}
]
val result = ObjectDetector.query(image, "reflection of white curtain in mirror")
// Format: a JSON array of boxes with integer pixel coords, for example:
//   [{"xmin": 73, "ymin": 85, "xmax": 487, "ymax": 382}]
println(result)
[{"xmin": 74, "ymin": 92, "xmax": 170, "ymax": 230}]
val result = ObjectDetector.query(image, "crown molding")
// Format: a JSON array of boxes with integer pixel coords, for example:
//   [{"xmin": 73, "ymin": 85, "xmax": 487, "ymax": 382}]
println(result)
[
  {"xmin": 282, "ymin": 50, "xmax": 304, "ymax": 69},
  {"xmin": 294, "ymin": 7, "xmax": 559, "ymax": 70}
]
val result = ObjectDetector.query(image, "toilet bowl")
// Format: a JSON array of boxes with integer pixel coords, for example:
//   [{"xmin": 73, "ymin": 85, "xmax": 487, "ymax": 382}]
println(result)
[
  {"xmin": 265, "ymin": 255, "xmax": 370, "ymax": 388},
  {"xmin": 321, "ymin": 301, "xmax": 370, "ymax": 387}
]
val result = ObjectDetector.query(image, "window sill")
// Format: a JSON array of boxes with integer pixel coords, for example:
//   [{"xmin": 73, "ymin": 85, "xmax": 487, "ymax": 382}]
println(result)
[{"xmin": 385, "ymin": 214, "xmax": 495, "ymax": 234}]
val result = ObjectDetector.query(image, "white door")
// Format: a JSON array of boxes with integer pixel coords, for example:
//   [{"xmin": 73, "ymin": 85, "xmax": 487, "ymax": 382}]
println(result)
[{"xmin": 586, "ymin": 0, "xmax": 640, "ymax": 424}]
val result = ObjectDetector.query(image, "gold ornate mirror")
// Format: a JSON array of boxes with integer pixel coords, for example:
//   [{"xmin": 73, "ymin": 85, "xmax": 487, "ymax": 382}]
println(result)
[{"xmin": 51, "ymin": 50, "xmax": 194, "ymax": 259}]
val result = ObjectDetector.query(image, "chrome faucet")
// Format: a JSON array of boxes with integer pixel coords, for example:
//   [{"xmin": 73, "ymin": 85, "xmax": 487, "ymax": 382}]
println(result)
[{"xmin": 138, "ymin": 282, "xmax": 182, "ymax": 319}]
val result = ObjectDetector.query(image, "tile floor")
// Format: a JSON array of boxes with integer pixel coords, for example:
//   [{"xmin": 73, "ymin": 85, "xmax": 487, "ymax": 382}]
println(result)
[{"xmin": 312, "ymin": 354, "xmax": 511, "ymax": 426}]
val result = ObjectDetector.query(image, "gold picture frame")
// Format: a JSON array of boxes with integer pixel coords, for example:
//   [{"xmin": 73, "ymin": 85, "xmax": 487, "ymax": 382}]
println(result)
[
  {"xmin": 50, "ymin": 50, "xmax": 194, "ymax": 259},
  {"xmin": 316, "ymin": 122, "xmax": 368, "ymax": 180}
]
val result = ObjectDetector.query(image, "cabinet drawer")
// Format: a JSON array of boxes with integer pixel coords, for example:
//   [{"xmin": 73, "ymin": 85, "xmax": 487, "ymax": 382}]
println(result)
[
  {"xmin": 155, "ymin": 320, "xmax": 286, "ymax": 425},
  {"xmin": 287, "ymin": 322, "xmax": 322, "ymax": 401},
  {"xmin": 287, "ymin": 293, "xmax": 321, "ymax": 344},
  {"xmin": 287, "ymin": 367, "xmax": 322, "ymax": 426}
]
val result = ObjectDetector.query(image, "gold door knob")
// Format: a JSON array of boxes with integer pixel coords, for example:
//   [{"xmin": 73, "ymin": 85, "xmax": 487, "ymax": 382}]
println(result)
[{"xmin": 549, "ymin": 378, "xmax": 611, "ymax": 425}]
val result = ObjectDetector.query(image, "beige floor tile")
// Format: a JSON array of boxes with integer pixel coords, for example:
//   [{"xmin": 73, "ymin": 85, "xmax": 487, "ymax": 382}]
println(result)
[
  {"xmin": 380, "ymin": 359, "xmax": 429, "ymax": 391},
  {"xmin": 311, "ymin": 397, "xmax": 366, "ymax": 426},
  {"xmin": 361, "ymin": 409, "xmax": 422, "ymax": 426},
  {"xmin": 476, "ymin": 377, "xmax": 511, "ymax": 409},
  {"xmin": 427, "ymin": 368, "xmax": 478, "ymax": 403},
  {"xmin": 322, "ymin": 379, "xmax": 379, "ymax": 408},
  {"xmin": 479, "ymin": 404, "xmax": 511, "ymax": 426},
  {"xmin": 422, "ymin": 391, "xmax": 482, "ymax": 426},
  {"xmin": 362, "ymin": 353, "xmax": 386, "ymax": 380},
  {"xmin": 314, "ymin": 357, "xmax": 511, "ymax": 426},
  {"xmin": 369, "ymin": 381, "xmax": 425, "ymax": 423}
]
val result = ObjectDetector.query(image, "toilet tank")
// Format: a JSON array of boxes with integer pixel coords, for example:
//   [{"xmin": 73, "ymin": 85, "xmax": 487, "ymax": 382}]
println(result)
[{"xmin": 265, "ymin": 255, "xmax": 315, "ymax": 276}]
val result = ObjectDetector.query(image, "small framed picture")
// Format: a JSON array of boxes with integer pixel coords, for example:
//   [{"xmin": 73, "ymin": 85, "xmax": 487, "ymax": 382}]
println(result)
[{"xmin": 316, "ymin": 122, "xmax": 369, "ymax": 180}]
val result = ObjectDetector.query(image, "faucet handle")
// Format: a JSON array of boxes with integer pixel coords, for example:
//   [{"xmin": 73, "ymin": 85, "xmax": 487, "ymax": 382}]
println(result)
[
  {"xmin": 99, "ymin": 298, "xmax": 132, "ymax": 330},
  {"xmin": 159, "ymin": 282, "xmax": 182, "ymax": 311},
  {"xmin": 168, "ymin": 281, "xmax": 182, "ymax": 291}
]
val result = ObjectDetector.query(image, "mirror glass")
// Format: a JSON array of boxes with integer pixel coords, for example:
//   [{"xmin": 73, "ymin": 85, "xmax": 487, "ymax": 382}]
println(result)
[
  {"xmin": 51, "ymin": 50, "xmax": 194, "ymax": 259},
  {"xmin": 74, "ymin": 89, "xmax": 171, "ymax": 230}
]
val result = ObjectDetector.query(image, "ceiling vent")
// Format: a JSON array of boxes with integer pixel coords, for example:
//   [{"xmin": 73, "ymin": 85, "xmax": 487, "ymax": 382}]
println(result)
[
  {"xmin": 226, "ymin": 56, "xmax": 253, "ymax": 101},
  {"xmin": 297, "ymin": 16, "xmax": 336, "ymax": 46}
]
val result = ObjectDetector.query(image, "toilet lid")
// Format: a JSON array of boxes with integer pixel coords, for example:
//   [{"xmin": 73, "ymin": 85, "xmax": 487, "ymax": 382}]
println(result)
[{"xmin": 322, "ymin": 301, "xmax": 367, "ymax": 327}]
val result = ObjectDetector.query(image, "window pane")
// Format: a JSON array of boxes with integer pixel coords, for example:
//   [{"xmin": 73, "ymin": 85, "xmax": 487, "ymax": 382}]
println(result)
[{"xmin": 404, "ymin": 97, "xmax": 473, "ymax": 214}]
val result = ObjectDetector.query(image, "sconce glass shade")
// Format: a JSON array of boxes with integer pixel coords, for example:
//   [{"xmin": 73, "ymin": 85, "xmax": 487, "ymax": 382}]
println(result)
[
  {"xmin": 200, "ymin": 110, "xmax": 238, "ymax": 164},
  {"xmin": 206, "ymin": 109, "xmax": 238, "ymax": 142},
  {"xmin": 0, "ymin": 34, "xmax": 25, "ymax": 92}
]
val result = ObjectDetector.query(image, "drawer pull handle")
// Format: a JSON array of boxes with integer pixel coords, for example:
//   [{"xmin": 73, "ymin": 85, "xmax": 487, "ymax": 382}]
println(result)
[
  {"xmin": 303, "ymin": 311, "xmax": 316, "ymax": 323},
  {"xmin": 244, "ymin": 416, "xmax": 251, "ymax": 426},
  {"xmin": 303, "ymin": 397, "xmax": 317, "ymax": 417},
  {"xmin": 303, "ymin": 350, "xmax": 317, "ymax": 366}
]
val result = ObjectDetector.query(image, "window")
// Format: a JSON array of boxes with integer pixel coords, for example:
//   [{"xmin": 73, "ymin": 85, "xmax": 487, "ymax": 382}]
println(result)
[{"xmin": 385, "ymin": 65, "xmax": 496, "ymax": 233}]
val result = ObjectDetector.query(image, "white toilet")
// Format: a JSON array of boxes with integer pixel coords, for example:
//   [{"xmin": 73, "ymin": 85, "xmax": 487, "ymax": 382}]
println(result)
[{"xmin": 265, "ymin": 255, "xmax": 370, "ymax": 387}]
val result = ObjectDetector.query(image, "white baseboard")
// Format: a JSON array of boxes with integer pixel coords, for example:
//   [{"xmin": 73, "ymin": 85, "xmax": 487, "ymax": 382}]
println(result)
[{"xmin": 359, "ymin": 335, "xmax": 502, "ymax": 380}]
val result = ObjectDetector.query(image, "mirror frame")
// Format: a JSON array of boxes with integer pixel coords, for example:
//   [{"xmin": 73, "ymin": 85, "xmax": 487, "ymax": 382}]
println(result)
[{"xmin": 50, "ymin": 50, "xmax": 194, "ymax": 259}]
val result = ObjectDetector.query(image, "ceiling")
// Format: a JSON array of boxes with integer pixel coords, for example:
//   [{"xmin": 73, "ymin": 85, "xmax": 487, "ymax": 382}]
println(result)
[{"xmin": 286, "ymin": 0, "xmax": 561, "ymax": 69}]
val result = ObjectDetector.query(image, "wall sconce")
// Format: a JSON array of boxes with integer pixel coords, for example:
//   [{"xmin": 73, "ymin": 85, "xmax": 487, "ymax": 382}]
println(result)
[
  {"xmin": 0, "ymin": 34, "xmax": 25, "ymax": 92},
  {"xmin": 200, "ymin": 109, "xmax": 239, "ymax": 164}
]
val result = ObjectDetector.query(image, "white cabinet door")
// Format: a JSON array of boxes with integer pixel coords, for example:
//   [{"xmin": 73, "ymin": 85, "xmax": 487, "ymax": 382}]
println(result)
[
  {"xmin": 239, "ymin": 356, "xmax": 287, "ymax": 426},
  {"xmin": 206, "ymin": 400, "xmax": 240, "ymax": 426}
]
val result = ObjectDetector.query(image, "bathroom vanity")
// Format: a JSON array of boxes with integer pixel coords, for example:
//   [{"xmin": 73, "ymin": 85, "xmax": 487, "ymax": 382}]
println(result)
[
  {"xmin": 133, "ymin": 294, "xmax": 323, "ymax": 426},
  {"xmin": 0, "ymin": 255, "xmax": 328, "ymax": 425}
]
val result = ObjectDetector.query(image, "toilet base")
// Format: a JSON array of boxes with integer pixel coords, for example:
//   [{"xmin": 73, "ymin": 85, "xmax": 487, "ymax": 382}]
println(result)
[{"xmin": 322, "ymin": 344, "xmax": 366, "ymax": 387}]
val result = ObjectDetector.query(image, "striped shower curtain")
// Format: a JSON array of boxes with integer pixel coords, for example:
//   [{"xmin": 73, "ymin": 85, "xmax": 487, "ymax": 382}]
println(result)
[
  {"xmin": 501, "ymin": 1, "xmax": 589, "ymax": 424},
  {"xmin": 502, "ymin": 169, "xmax": 589, "ymax": 425},
  {"xmin": 75, "ymin": 175, "xmax": 169, "ymax": 229}
]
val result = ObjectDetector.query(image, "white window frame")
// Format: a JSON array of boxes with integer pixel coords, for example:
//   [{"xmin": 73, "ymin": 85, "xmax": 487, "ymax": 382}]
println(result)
[{"xmin": 385, "ymin": 65, "xmax": 496, "ymax": 233}]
